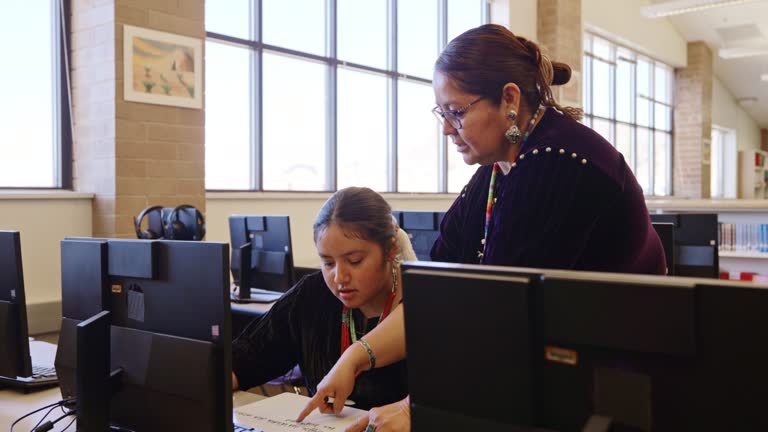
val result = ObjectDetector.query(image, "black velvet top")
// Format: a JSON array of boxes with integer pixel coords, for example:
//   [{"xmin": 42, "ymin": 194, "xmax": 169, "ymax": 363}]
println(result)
[
  {"xmin": 432, "ymin": 108, "xmax": 666, "ymax": 275},
  {"xmin": 231, "ymin": 272, "xmax": 408, "ymax": 410}
]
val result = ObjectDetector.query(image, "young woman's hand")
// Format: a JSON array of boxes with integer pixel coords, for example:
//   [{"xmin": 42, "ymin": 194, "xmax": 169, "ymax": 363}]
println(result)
[
  {"xmin": 296, "ymin": 343, "xmax": 367, "ymax": 421},
  {"xmin": 345, "ymin": 396, "xmax": 411, "ymax": 432}
]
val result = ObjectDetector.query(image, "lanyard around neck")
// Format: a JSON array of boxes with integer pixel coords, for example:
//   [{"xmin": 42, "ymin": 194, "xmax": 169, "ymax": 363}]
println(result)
[{"xmin": 479, "ymin": 106, "xmax": 544, "ymax": 263}]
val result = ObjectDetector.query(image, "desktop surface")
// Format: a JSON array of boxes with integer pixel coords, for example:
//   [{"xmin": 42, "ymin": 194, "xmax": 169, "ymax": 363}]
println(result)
[{"xmin": 0, "ymin": 385, "xmax": 266, "ymax": 431}]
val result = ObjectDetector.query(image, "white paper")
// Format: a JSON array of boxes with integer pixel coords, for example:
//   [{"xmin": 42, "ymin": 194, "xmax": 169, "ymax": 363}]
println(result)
[{"xmin": 234, "ymin": 392, "xmax": 367, "ymax": 432}]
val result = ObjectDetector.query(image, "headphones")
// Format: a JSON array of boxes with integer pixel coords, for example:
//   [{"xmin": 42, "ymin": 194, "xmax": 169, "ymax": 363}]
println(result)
[
  {"xmin": 134, "ymin": 206, "xmax": 164, "ymax": 239},
  {"xmin": 164, "ymin": 204, "xmax": 206, "ymax": 241}
]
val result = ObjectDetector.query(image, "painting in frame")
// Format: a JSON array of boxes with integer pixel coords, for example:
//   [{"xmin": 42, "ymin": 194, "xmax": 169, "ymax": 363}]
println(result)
[{"xmin": 123, "ymin": 25, "xmax": 203, "ymax": 109}]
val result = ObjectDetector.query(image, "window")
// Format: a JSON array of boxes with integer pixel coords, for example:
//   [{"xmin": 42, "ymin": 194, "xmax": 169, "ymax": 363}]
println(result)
[
  {"xmin": 710, "ymin": 126, "xmax": 737, "ymax": 199},
  {"xmin": 0, "ymin": 0, "xmax": 70, "ymax": 188},
  {"xmin": 582, "ymin": 33, "xmax": 673, "ymax": 196},
  {"xmin": 205, "ymin": 0, "xmax": 488, "ymax": 192}
]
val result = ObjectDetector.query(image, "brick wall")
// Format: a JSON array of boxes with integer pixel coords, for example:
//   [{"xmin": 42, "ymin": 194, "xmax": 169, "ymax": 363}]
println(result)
[
  {"xmin": 537, "ymin": 0, "xmax": 582, "ymax": 109},
  {"xmin": 673, "ymin": 41, "xmax": 713, "ymax": 199},
  {"xmin": 71, "ymin": 0, "xmax": 205, "ymax": 238}
]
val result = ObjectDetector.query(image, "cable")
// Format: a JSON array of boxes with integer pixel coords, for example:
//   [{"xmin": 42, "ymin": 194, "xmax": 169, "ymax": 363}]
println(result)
[
  {"xmin": 8, "ymin": 399, "xmax": 70, "ymax": 432},
  {"xmin": 30, "ymin": 404, "xmax": 61, "ymax": 432},
  {"xmin": 60, "ymin": 416, "xmax": 76, "ymax": 432},
  {"xmin": 32, "ymin": 410, "xmax": 75, "ymax": 432}
]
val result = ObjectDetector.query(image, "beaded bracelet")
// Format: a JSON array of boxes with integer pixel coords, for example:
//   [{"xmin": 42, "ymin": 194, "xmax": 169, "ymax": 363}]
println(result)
[{"xmin": 357, "ymin": 338, "xmax": 376, "ymax": 370}]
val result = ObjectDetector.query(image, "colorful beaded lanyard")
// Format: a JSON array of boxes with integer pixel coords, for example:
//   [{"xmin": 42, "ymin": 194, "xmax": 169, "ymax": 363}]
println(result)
[{"xmin": 479, "ymin": 105, "xmax": 544, "ymax": 263}]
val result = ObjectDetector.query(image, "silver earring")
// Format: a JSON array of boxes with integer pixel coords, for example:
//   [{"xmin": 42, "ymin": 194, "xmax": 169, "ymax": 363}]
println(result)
[
  {"xmin": 505, "ymin": 125, "xmax": 521, "ymax": 144},
  {"xmin": 507, "ymin": 110, "xmax": 517, "ymax": 121},
  {"xmin": 390, "ymin": 262, "xmax": 398, "ymax": 294}
]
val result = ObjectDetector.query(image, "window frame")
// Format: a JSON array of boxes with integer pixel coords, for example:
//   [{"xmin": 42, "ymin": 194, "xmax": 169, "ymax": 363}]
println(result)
[
  {"xmin": 582, "ymin": 32, "xmax": 674, "ymax": 196},
  {"xmin": 205, "ymin": 0, "xmax": 490, "ymax": 192}
]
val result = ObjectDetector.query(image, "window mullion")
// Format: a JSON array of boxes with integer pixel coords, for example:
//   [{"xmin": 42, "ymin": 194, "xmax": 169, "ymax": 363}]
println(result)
[
  {"xmin": 387, "ymin": 0, "xmax": 398, "ymax": 192},
  {"xmin": 326, "ymin": 0, "xmax": 338, "ymax": 191}
]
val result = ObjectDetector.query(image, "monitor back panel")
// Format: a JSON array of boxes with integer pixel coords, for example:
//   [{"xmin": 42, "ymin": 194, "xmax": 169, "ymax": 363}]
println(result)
[
  {"xmin": 402, "ymin": 264, "xmax": 535, "ymax": 428},
  {"xmin": 229, "ymin": 215, "xmax": 295, "ymax": 292},
  {"xmin": 0, "ymin": 231, "xmax": 32, "ymax": 378},
  {"xmin": 393, "ymin": 211, "xmax": 445, "ymax": 261}
]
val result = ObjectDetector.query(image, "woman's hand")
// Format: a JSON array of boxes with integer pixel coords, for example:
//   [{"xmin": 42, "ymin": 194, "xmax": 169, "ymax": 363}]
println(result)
[
  {"xmin": 345, "ymin": 397, "xmax": 411, "ymax": 432},
  {"xmin": 296, "ymin": 343, "xmax": 367, "ymax": 421}
]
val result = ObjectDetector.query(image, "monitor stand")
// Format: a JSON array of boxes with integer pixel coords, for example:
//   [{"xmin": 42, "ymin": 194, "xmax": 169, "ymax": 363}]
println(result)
[{"xmin": 231, "ymin": 242, "xmax": 284, "ymax": 304}]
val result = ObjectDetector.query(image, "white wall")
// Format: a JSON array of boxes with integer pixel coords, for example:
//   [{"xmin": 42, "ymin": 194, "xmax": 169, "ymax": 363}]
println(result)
[
  {"xmin": 712, "ymin": 77, "xmax": 762, "ymax": 151},
  {"xmin": 582, "ymin": 0, "xmax": 687, "ymax": 67},
  {"xmin": 206, "ymin": 193, "xmax": 456, "ymax": 268},
  {"xmin": 491, "ymin": 0, "xmax": 537, "ymax": 41},
  {"xmin": 0, "ymin": 193, "xmax": 93, "ymax": 305}
]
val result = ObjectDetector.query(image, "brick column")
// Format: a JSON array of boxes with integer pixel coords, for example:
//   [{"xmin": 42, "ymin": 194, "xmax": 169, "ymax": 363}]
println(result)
[
  {"xmin": 673, "ymin": 42, "xmax": 713, "ymax": 199},
  {"xmin": 537, "ymin": 0, "xmax": 582, "ymax": 108},
  {"xmin": 71, "ymin": 1, "xmax": 205, "ymax": 238}
]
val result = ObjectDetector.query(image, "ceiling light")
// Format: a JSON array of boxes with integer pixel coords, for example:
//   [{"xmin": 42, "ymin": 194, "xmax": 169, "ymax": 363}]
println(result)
[
  {"xmin": 641, "ymin": 0, "xmax": 757, "ymax": 18},
  {"xmin": 718, "ymin": 45, "xmax": 768, "ymax": 59}
]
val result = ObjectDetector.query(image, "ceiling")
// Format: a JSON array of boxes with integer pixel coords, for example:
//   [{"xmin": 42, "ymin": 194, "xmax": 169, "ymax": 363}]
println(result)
[{"xmin": 658, "ymin": 0, "xmax": 768, "ymax": 128}]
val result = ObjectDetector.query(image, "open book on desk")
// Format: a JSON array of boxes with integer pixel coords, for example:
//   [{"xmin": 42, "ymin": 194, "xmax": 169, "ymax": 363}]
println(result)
[{"xmin": 234, "ymin": 392, "xmax": 366, "ymax": 432}]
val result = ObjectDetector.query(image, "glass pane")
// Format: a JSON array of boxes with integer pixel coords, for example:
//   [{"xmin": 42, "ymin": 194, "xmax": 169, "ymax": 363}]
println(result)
[
  {"xmin": 616, "ymin": 59, "xmax": 633, "ymax": 123},
  {"xmin": 337, "ymin": 68, "xmax": 388, "ymax": 191},
  {"xmin": 591, "ymin": 118, "xmax": 612, "ymax": 144},
  {"xmin": 399, "ymin": 0, "xmax": 438, "ymax": 79},
  {"xmin": 262, "ymin": 54, "xmax": 328, "ymax": 190},
  {"xmin": 0, "ymin": 0, "xmax": 56, "ymax": 187},
  {"xmin": 582, "ymin": 56, "xmax": 591, "ymax": 114},
  {"xmin": 654, "ymin": 131, "xmax": 670, "ymax": 196},
  {"xmin": 338, "ymin": 0, "xmax": 387, "ymax": 69},
  {"xmin": 635, "ymin": 127, "xmax": 651, "ymax": 194},
  {"xmin": 654, "ymin": 64, "xmax": 671, "ymax": 104},
  {"xmin": 637, "ymin": 58, "xmax": 651, "ymax": 97},
  {"xmin": 205, "ymin": 0, "xmax": 251, "ymax": 40},
  {"xmin": 447, "ymin": 0, "xmax": 482, "ymax": 42},
  {"xmin": 582, "ymin": 115, "xmax": 592, "ymax": 128},
  {"xmin": 637, "ymin": 97, "xmax": 651, "ymax": 127},
  {"xmin": 710, "ymin": 129, "xmax": 723, "ymax": 198},
  {"xmin": 592, "ymin": 59, "xmax": 611, "ymax": 118},
  {"xmin": 583, "ymin": 33, "xmax": 592, "ymax": 53},
  {"xmin": 263, "ymin": 0, "xmax": 326, "ymax": 55},
  {"xmin": 205, "ymin": 42, "xmax": 252, "ymax": 190},
  {"xmin": 399, "ymin": 80, "xmax": 439, "ymax": 192},
  {"xmin": 615, "ymin": 123, "xmax": 633, "ymax": 164},
  {"xmin": 654, "ymin": 103, "xmax": 670, "ymax": 131},
  {"xmin": 592, "ymin": 37, "xmax": 611, "ymax": 60}
]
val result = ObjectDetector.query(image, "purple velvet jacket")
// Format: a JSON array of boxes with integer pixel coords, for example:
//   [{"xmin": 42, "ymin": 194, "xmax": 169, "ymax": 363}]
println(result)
[{"xmin": 431, "ymin": 108, "xmax": 666, "ymax": 275}]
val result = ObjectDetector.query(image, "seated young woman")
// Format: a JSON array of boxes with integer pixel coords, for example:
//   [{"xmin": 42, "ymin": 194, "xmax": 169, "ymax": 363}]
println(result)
[{"xmin": 231, "ymin": 186, "xmax": 416, "ymax": 410}]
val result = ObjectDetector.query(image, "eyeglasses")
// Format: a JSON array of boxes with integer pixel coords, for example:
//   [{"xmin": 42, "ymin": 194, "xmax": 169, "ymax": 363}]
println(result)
[{"xmin": 431, "ymin": 96, "xmax": 485, "ymax": 130}]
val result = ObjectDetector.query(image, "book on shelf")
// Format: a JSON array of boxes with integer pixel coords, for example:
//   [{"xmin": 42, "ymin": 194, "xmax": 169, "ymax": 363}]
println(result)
[{"xmin": 718, "ymin": 223, "xmax": 768, "ymax": 253}]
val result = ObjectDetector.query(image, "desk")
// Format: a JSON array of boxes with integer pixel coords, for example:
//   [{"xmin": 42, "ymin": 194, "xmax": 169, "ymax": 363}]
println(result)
[{"xmin": 0, "ymin": 386, "xmax": 266, "ymax": 430}]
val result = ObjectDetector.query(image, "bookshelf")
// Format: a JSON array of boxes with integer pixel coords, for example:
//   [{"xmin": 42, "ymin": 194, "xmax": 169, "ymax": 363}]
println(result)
[
  {"xmin": 647, "ymin": 199, "xmax": 768, "ymax": 277},
  {"xmin": 738, "ymin": 149, "xmax": 768, "ymax": 199}
]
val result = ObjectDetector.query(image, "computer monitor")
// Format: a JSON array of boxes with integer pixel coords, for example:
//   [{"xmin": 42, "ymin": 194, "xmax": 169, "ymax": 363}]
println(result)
[
  {"xmin": 392, "ymin": 211, "xmax": 445, "ymax": 261},
  {"xmin": 229, "ymin": 215, "xmax": 295, "ymax": 301},
  {"xmin": 402, "ymin": 261, "xmax": 768, "ymax": 431},
  {"xmin": 650, "ymin": 213, "xmax": 718, "ymax": 278},
  {"xmin": 0, "ymin": 231, "xmax": 32, "ymax": 379},
  {"xmin": 651, "ymin": 222, "xmax": 675, "ymax": 275},
  {"xmin": 55, "ymin": 238, "xmax": 233, "ymax": 432}
]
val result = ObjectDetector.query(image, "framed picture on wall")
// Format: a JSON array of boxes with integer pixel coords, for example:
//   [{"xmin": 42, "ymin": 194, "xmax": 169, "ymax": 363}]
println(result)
[{"xmin": 123, "ymin": 25, "xmax": 203, "ymax": 109}]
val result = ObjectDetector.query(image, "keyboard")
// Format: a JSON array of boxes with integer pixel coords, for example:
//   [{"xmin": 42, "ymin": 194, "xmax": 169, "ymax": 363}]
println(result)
[
  {"xmin": 234, "ymin": 424, "xmax": 260, "ymax": 432},
  {"xmin": 32, "ymin": 365, "xmax": 57, "ymax": 378}
]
